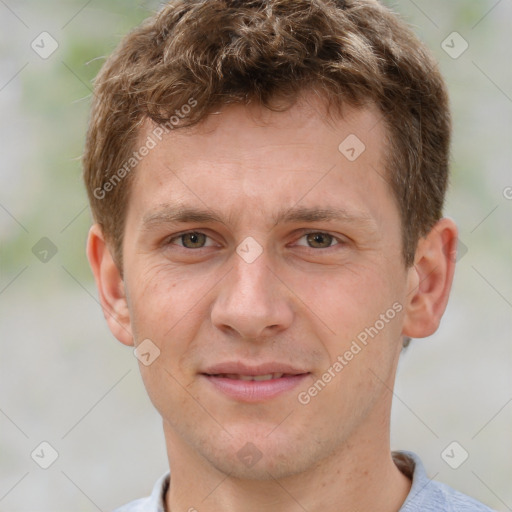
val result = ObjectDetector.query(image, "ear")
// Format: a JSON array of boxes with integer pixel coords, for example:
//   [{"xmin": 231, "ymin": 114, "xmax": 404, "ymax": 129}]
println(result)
[
  {"xmin": 402, "ymin": 217, "xmax": 458, "ymax": 338},
  {"xmin": 86, "ymin": 224, "xmax": 134, "ymax": 346}
]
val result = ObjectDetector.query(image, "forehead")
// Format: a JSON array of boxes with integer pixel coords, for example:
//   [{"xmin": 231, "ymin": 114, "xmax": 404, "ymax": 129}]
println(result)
[
  {"xmin": 127, "ymin": 95, "xmax": 391, "ymax": 226},
  {"xmin": 139, "ymin": 96, "xmax": 384, "ymax": 157}
]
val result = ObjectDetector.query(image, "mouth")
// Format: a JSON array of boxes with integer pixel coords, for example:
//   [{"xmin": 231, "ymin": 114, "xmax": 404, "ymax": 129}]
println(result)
[
  {"xmin": 207, "ymin": 372, "xmax": 296, "ymax": 381},
  {"xmin": 200, "ymin": 365, "xmax": 311, "ymax": 402}
]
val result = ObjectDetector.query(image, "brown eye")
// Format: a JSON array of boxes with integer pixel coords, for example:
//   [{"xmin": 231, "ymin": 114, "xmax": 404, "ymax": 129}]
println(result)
[
  {"xmin": 305, "ymin": 232, "xmax": 336, "ymax": 249},
  {"xmin": 176, "ymin": 232, "xmax": 207, "ymax": 248}
]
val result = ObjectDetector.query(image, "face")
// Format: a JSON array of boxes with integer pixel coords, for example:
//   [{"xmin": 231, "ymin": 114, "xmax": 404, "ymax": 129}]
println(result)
[{"xmin": 118, "ymin": 95, "xmax": 417, "ymax": 479}]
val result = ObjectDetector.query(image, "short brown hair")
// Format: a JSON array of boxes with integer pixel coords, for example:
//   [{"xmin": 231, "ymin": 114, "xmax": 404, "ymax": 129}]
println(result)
[{"xmin": 83, "ymin": 0, "xmax": 451, "ymax": 271}]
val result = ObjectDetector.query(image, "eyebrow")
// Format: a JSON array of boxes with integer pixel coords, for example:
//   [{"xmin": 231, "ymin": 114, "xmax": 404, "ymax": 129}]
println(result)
[{"xmin": 140, "ymin": 204, "xmax": 375, "ymax": 231}]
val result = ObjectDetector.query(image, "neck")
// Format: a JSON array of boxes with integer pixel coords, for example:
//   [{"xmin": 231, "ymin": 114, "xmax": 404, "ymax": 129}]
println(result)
[{"xmin": 163, "ymin": 400, "xmax": 411, "ymax": 512}]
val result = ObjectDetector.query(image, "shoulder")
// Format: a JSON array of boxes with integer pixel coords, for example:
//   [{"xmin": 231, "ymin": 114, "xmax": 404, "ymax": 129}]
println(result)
[
  {"xmin": 394, "ymin": 451, "xmax": 496, "ymax": 512},
  {"xmin": 111, "ymin": 497, "xmax": 149, "ymax": 512},
  {"xmin": 111, "ymin": 471, "xmax": 170, "ymax": 512},
  {"xmin": 427, "ymin": 480, "xmax": 497, "ymax": 512}
]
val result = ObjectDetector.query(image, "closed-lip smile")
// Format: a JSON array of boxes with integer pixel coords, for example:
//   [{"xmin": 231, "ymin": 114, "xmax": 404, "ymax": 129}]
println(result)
[{"xmin": 201, "ymin": 362, "xmax": 311, "ymax": 402}]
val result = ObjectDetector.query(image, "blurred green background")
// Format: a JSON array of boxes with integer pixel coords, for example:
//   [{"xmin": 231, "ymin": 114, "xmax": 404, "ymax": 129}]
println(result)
[{"xmin": 1, "ymin": 1, "xmax": 511, "ymax": 511}]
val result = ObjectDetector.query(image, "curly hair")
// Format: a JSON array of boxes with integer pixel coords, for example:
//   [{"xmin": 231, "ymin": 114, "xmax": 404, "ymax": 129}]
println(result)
[{"xmin": 83, "ymin": 0, "xmax": 451, "ymax": 271}]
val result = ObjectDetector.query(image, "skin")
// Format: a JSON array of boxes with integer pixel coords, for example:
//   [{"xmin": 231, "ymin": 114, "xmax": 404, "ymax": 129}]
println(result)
[{"xmin": 87, "ymin": 92, "xmax": 458, "ymax": 512}]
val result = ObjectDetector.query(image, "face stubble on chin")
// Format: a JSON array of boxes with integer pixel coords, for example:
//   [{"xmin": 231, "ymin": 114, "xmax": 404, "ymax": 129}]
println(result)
[{"xmin": 119, "ymin": 95, "xmax": 413, "ymax": 482}]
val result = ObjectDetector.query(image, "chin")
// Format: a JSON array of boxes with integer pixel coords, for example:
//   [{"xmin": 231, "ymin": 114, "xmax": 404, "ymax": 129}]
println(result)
[
  {"xmin": 199, "ymin": 429, "xmax": 321, "ymax": 481},
  {"xmin": 209, "ymin": 450, "xmax": 310, "ymax": 481}
]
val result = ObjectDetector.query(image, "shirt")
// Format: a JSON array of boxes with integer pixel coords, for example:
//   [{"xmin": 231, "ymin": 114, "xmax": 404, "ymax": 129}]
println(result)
[{"xmin": 112, "ymin": 451, "xmax": 495, "ymax": 511}]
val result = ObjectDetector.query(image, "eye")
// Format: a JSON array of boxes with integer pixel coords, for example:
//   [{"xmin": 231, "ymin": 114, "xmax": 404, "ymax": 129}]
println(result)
[
  {"xmin": 295, "ymin": 232, "xmax": 341, "ymax": 249},
  {"xmin": 167, "ymin": 231, "xmax": 213, "ymax": 249}
]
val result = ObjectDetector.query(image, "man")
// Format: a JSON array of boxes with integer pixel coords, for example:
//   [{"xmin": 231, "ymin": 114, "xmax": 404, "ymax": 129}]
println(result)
[{"xmin": 83, "ymin": 0, "xmax": 495, "ymax": 510}]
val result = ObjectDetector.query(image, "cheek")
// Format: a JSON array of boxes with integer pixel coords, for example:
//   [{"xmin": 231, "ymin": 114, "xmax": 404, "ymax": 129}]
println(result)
[
  {"xmin": 126, "ymin": 268, "xmax": 202, "ymax": 411},
  {"xmin": 126, "ymin": 262, "xmax": 217, "ymax": 378},
  {"xmin": 126, "ymin": 263, "xmax": 189, "ymax": 344},
  {"xmin": 299, "ymin": 262, "xmax": 396, "ymax": 324},
  {"xmin": 301, "ymin": 262, "xmax": 405, "ymax": 362}
]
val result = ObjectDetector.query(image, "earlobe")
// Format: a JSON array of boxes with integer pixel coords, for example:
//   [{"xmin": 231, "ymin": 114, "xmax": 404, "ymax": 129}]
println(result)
[
  {"xmin": 402, "ymin": 218, "xmax": 458, "ymax": 339},
  {"xmin": 86, "ymin": 224, "xmax": 134, "ymax": 346}
]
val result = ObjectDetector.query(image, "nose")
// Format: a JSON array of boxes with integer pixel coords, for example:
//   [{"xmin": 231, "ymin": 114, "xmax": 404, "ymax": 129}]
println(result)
[{"xmin": 210, "ymin": 248, "xmax": 294, "ymax": 341}]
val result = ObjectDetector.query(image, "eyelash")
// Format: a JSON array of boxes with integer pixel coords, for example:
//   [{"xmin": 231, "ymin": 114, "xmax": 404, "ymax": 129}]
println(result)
[{"xmin": 165, "ymin": 230, "xmax": 344, "ymax": 250}]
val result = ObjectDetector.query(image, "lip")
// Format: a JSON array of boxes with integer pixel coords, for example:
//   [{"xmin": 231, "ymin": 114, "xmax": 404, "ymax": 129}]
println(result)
[
  {"xmin": 202, "ymin": 362, "xmax": 309, "ymax": 376},
  {"xmin": 200, "ymin": 362, "xmax": 310, "ymax": 402}
]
